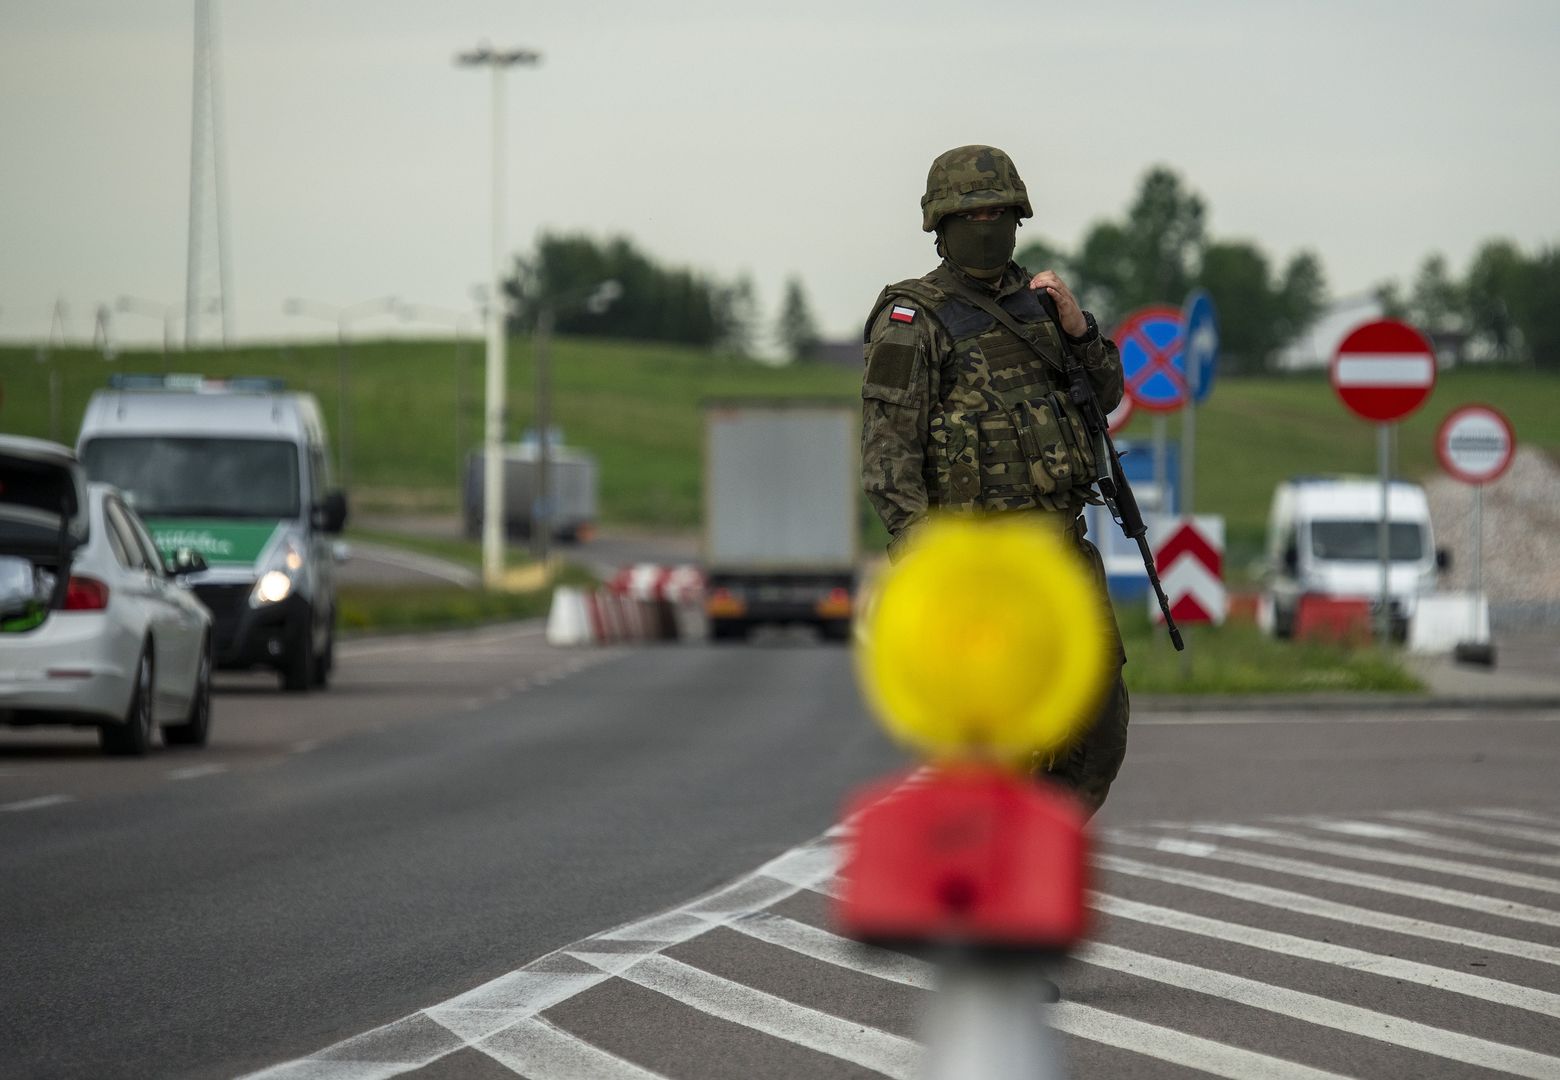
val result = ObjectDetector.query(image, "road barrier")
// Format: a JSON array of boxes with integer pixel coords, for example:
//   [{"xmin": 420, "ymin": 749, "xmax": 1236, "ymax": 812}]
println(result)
[
  {"xmin": 546, "ymin": 565, "xmax": 708, "ymax": 646},
  {"xmin": 1294, "ymin": 595, "xmax": 1374, "ymax": 644}
]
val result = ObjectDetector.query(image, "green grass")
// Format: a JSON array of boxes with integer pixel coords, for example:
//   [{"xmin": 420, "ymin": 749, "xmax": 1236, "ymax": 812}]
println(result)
[
  {"xmin": 337, "ymin": 563, "xmax": 596, "ymax": 634},
  {"xmin": 1117, "ymin": 609, "xmax": 1423, "ymax": 695},
  {"xmin": 5, "ymin": 340, "xmax": 1554, "ymax": 568}
]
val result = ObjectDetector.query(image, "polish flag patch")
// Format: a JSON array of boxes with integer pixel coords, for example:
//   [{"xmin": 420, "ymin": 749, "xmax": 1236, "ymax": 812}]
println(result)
[{"xmin": 889, "ymin": 305, "xmax": 916, "ymax": 324}]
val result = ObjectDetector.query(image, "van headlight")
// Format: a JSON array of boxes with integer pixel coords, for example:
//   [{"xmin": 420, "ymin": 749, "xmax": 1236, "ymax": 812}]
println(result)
[
  {"xmin": 250, "ymin": 537, "xmax": 305, "ymax": 606},
  {"xmin": 254, "ymin": 570, "xmax": 293, "ymax": 604}
]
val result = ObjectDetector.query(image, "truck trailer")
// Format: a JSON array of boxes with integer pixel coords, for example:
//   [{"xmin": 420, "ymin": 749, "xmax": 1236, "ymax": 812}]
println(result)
[{"xmin": 702, "ymin": 401, "xmax": 858, "ymax": 642}]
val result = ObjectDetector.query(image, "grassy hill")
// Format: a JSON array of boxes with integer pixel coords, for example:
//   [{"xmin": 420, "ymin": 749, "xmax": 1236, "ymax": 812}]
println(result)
[{"xmin": 4, "ymin": 338, "xmax": 1557, "ymax": 567}]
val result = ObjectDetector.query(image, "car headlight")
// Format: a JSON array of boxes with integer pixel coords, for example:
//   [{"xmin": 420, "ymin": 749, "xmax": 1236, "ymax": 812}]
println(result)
[{"xmin": 254, "ymin": 570, "xmax": 292, "ymax": 605}]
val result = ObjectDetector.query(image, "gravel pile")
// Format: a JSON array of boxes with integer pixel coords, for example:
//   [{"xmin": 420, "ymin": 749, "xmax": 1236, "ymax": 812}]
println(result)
[{"xmin": 1424, "ymin": 446, "xmax": 1560, "ymax": 625}]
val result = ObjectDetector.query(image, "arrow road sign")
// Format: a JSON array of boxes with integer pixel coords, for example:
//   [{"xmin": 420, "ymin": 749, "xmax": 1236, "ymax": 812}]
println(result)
[{"xmin": 1182, "ymin": 289, "xmax": 1219, "ymax": 403}]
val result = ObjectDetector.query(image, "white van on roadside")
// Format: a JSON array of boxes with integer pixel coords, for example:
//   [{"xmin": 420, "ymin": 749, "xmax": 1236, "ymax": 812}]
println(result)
[
  {"xmin": 77, "ymin": 375, "xmax": 348, "ymax": 692},
  {"xmin": 1260, "ymin": 476, "xmax": 1447, "ymax": 640}
]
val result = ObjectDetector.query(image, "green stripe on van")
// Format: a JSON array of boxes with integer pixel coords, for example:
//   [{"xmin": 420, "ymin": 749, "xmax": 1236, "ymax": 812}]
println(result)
[{"xmin": 144, "ymin": 520, "xmax": 282, "ymax": 567}]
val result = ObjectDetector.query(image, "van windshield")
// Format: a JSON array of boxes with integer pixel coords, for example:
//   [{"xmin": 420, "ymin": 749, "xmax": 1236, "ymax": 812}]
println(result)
[
  {"xmin": 80, "ymin": 437, "xmax": 300, "ymax": 519},
  {"xmin": 1310, "ymin": 521, "xmax": 1424, "ymax": 561}
]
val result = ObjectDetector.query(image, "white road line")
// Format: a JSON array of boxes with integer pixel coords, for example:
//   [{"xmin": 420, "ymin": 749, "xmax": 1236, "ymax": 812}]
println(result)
[
  {"xmin": 1174, "ymin": 823, "xmax": 1560, "ymax": 895},
  {"xmin": 474, "ymin": 1017, "xmax": 669, "ymax": 1080},
  {"xmin": 1049, "ymin": 1004, "xmax": 1357, "ymax": 1080},
  {"xmin": 1385, "ymin": 810, "xmax": 1560, "ymax": 848},
  {"xmin": 1091, "ymin": 893, "xmax": 1560, "ymax": 1019},
  {"xmin": 1077, "ymin": 940, "xmax": 1560, "ymax": 1080},
  {"xmin": 1098, "ymin": 854, "xmax": 1560, "ymax": 967},
  {"xmin": 346, "ymin": 543, "xmax": 480, "ymax": 588},
  {"xmin": 731, "ymin": 913, "xmax": 1353, "ymax": 1080},
  {"xmin": 1134, "ymin": 712, "xmax": 1560, "ymax": 726},
  {"xmin": 167, "ymin": 763, "xmax": 230, "ymax": 781},
  {"xmin": 590, "ymin": 952, "xmax": 920, "ymax": 1079},
  {"xmin": 0, "ymin": 794, "xmax": 74, "ymax": 812},
  {"xmin": 242, "ymin": 842, "xmax": 840, "ymax": 1078},
  {"xmin": 1279, "ymin": 817, "xmax": 1560, "ymax": 871},
  {"xmin": 1467, "ymin": 808, "xmax": 1560, "ymax": 827},
  {"xmin": 1108, "ymin": 831, "xmax": 1560, "ymax": 929},
  {"xmin": 291, "ymin": 740, "xmax": 322, "ymax": 755},
  {"xmin": 733, "ymin": 911, "xmax": 934, "ymax": 988}
]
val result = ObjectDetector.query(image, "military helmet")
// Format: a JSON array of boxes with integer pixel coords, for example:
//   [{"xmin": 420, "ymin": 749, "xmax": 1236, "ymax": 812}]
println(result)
[{"xmin": 920, "ymin": 144, "xmax": 1033, "ymax": 233}]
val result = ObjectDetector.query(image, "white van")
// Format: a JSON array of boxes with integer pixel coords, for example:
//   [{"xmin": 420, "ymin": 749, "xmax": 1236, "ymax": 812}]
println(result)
[
  {"xmin": 77, "ymin": 376, "xmax": 347, "ymax": 691},
  {"xmin": 1261, "ymin": 476, "xmax": 1446, "ymax": 640}
]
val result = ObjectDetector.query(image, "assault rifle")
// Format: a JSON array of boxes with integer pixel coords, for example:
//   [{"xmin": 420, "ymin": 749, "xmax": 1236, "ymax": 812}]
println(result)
[{"xmin": 1067, "ymin": 365, "xmax": 1185, "ymax": 651}]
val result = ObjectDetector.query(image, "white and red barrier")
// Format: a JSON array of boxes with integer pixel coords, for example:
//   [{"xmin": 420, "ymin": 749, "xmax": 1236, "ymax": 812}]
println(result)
[{"xmin": 546, "ymin": 564, "xmax": 707, "ymax": 647}]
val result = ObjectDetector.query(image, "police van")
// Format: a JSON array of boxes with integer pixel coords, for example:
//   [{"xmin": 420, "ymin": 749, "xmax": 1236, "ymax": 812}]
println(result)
[
  {"xmin": 1260, "ymin": 476, "xmax": 1446, "ymax": 640},
  {"xmin": 77, "ymin": 376, "xmax": 347, "ymax": 691}
]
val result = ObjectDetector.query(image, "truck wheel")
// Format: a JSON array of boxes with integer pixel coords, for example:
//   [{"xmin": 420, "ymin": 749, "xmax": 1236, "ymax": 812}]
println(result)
[
  {"xmin": 163, "ymin": 639, "xmax": 212, "ymax": 747},
  {"xmin": 710, "ymin": 619, "xmax": 749, "ymax": 643},
  {"xmin": 102, "ymin": 647, "xmax": 156, "ymax": 756},
  {"xmin": 819, "ymin": 620, "xmax": 852, "ymax": 644}
]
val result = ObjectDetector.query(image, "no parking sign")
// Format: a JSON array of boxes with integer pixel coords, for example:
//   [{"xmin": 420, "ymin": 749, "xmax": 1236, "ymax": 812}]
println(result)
[{"xmin": 1115, "ymin": 306, "xmax": 1188, "ymax": 413}]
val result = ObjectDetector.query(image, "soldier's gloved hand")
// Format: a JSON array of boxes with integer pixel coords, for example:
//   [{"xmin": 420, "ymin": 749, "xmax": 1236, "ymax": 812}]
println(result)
[{"xmin": 1029, "ymin": 270, "xmax": 1088, "ymax": 338}]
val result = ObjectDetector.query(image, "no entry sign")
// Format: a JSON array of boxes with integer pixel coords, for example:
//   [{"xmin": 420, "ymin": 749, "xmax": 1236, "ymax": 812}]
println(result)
[
  {"xmin": 1437, "ymin": 404, "xmax": 1515, "ymax": 484},
  {"xmin": 1330, "ymin": 320, "xmax": 1437, "ymax": 423},
  {"xmin": 1116, "ymin": 305, "xmax": 1188, "ymax": 412}
]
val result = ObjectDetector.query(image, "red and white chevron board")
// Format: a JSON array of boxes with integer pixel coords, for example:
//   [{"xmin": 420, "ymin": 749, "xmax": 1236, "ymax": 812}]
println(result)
[{"xmin": 1151, "ymin": 517, "xmax": 1226, "ymax": 625}]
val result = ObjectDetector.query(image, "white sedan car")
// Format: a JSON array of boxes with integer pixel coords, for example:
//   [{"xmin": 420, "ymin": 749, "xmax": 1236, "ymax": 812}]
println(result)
[{"xmin": 0, "ymin": 436, "xmax": 213, "ymax": 755}]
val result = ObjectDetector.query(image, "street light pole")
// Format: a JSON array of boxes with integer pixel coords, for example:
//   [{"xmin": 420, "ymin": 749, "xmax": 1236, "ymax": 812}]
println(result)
[{"xmin": 458, "ymin": 42, "xmax": 540, "ymax": 588}]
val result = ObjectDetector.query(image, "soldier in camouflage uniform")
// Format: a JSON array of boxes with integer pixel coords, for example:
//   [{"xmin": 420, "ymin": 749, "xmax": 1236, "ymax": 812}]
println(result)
[{"xmin": 861, "ymin": 144, "xmax": 1129, "ymax": 818}]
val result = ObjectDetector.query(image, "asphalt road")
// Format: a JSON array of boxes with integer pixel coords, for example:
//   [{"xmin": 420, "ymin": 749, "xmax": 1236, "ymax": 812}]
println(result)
[{"xmin": 3, "ymin": 628, "xmax": 1559, "ymax": 1080}]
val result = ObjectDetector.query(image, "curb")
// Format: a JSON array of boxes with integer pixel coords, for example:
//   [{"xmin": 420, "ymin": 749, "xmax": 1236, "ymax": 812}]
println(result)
[{"xmin": 1134, "ymin": 692, "xmax": 1560, "ymax": 713}]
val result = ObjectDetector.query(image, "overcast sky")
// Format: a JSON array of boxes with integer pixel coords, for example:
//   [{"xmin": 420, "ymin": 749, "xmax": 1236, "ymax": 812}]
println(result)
[{"xmin": 2, "ymin": 0, "xmax": 1558, "ymax": 351}]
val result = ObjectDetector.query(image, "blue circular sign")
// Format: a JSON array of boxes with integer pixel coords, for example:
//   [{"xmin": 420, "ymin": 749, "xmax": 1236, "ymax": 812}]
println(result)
[{"xmin": 1114, "ymin": 305, "xmax": 1187, "ymax": 412}]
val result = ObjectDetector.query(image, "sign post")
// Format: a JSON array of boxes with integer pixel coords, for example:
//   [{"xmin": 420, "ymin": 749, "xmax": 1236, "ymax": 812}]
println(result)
[
  {"xmin": 1116, "ymin": 305, "xmax": 1188, "ymax": 528},
  {"xmin": 1179, "ymin": 289, "xmax": 1219, "ymax": 517},
  {"xmin": 1330, "ymin": 320, "xmax": 1437, "ymax": 641},
  {"xmin": 1436, "ymin": 404, "xmax": 1515, "ymax": 661}
]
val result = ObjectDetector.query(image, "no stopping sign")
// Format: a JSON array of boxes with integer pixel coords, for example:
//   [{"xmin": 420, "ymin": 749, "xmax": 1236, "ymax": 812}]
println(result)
[{"xmin": 1437, "ymin": 404, "xmax": 1515, "ymax": 484}]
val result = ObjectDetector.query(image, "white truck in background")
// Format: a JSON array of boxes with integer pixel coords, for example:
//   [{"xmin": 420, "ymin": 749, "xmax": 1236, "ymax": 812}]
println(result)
[{"xmin": 702, "ymin": 401, "xmax": 857, "ymax": 643}]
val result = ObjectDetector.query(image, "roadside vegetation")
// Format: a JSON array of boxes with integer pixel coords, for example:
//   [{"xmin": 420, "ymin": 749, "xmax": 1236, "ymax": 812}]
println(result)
[
  {"xmin": 6, "ymin": 341, "xmax": 1555, "ymax": 560},
  {"xmin": 1118, "ymin": 610, "xmax": 1422, "ymax": 695}
]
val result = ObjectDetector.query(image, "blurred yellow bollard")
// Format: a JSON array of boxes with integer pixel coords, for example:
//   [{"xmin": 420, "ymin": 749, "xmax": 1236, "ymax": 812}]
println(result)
[{"xmin": 856, "ymin": 515, "xmax": 1110, "ymax": 765}]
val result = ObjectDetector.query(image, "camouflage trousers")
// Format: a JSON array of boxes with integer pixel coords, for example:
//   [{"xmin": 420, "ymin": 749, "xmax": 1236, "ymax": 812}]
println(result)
[{"xmin": 1037, "ymin": 526, "xmax": 1130, "ymax": 819}]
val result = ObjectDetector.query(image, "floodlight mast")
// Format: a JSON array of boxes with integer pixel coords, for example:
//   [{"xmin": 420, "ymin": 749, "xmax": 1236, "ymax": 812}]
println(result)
[{"xmin": 457, "ymin": 43, "xmax": 541, "ymax": 588}]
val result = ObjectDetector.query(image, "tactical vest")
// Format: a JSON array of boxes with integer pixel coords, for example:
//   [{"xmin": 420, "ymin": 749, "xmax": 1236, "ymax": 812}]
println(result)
[{"xmin": 868, "ymin": 268, "xmax": 1097, "ymax": 515}]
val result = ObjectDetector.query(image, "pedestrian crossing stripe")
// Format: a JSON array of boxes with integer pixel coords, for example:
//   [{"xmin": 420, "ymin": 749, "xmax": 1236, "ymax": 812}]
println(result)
[{"xmin": 245, "ymin": 806, "xmax": 1560, "ymax": 1080}]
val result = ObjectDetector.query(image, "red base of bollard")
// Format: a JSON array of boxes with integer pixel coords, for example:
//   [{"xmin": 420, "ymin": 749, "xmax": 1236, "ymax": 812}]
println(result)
[{"xmin": 836, "ymin": 765, "xmax": 1089, "ymax": 951}]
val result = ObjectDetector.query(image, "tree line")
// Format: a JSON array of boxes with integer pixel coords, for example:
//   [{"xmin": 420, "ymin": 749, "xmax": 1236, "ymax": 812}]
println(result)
[
  {"xmin": 1375, "ymin": 243, "xmax": 1560, "ymax": 369},
  {"xmin": 504, "ymin": 233, "xmax": 821, "ymax": 362},
  {"xmin": 1017, "ymin": 166, "xmax": 1327, "ymax": 375}
]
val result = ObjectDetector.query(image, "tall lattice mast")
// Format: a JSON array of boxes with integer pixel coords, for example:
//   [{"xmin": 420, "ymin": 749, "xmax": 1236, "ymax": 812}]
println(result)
[{"xmin": 184, "ymin": 0, "xmax": 234, "ymax": 347}]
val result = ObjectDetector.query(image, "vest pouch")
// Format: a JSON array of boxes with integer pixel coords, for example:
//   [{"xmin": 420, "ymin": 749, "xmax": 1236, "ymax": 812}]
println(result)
[
  {"xmin": 1015, "ymin": 397, "xmax": 1091, "ymax": 496},
  {"xmin": 929, "ymin": 407, "xmax": 981, "ymax": 511},
  {"xmin": 1045, "ymin": 390, "xmax": 1097, "ymax": 479}
]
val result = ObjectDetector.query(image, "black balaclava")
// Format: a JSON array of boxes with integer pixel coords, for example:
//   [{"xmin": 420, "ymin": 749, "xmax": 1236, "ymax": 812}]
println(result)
[{"xmin": 939, "ymin": 210, "xmax": 1018, "ymax": 281}]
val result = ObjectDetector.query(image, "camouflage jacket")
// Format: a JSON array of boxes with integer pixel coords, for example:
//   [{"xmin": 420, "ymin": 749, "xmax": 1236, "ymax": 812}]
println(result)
[{"xmin": 861, "ymin": 261, "xmax": 1123, "ymax": 549}]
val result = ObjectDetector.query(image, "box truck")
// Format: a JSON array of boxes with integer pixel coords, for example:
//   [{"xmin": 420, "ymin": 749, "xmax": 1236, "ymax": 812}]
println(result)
[{"xmin": 702, "ymin": 401, "xmax": 857, "ymax": 642}]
